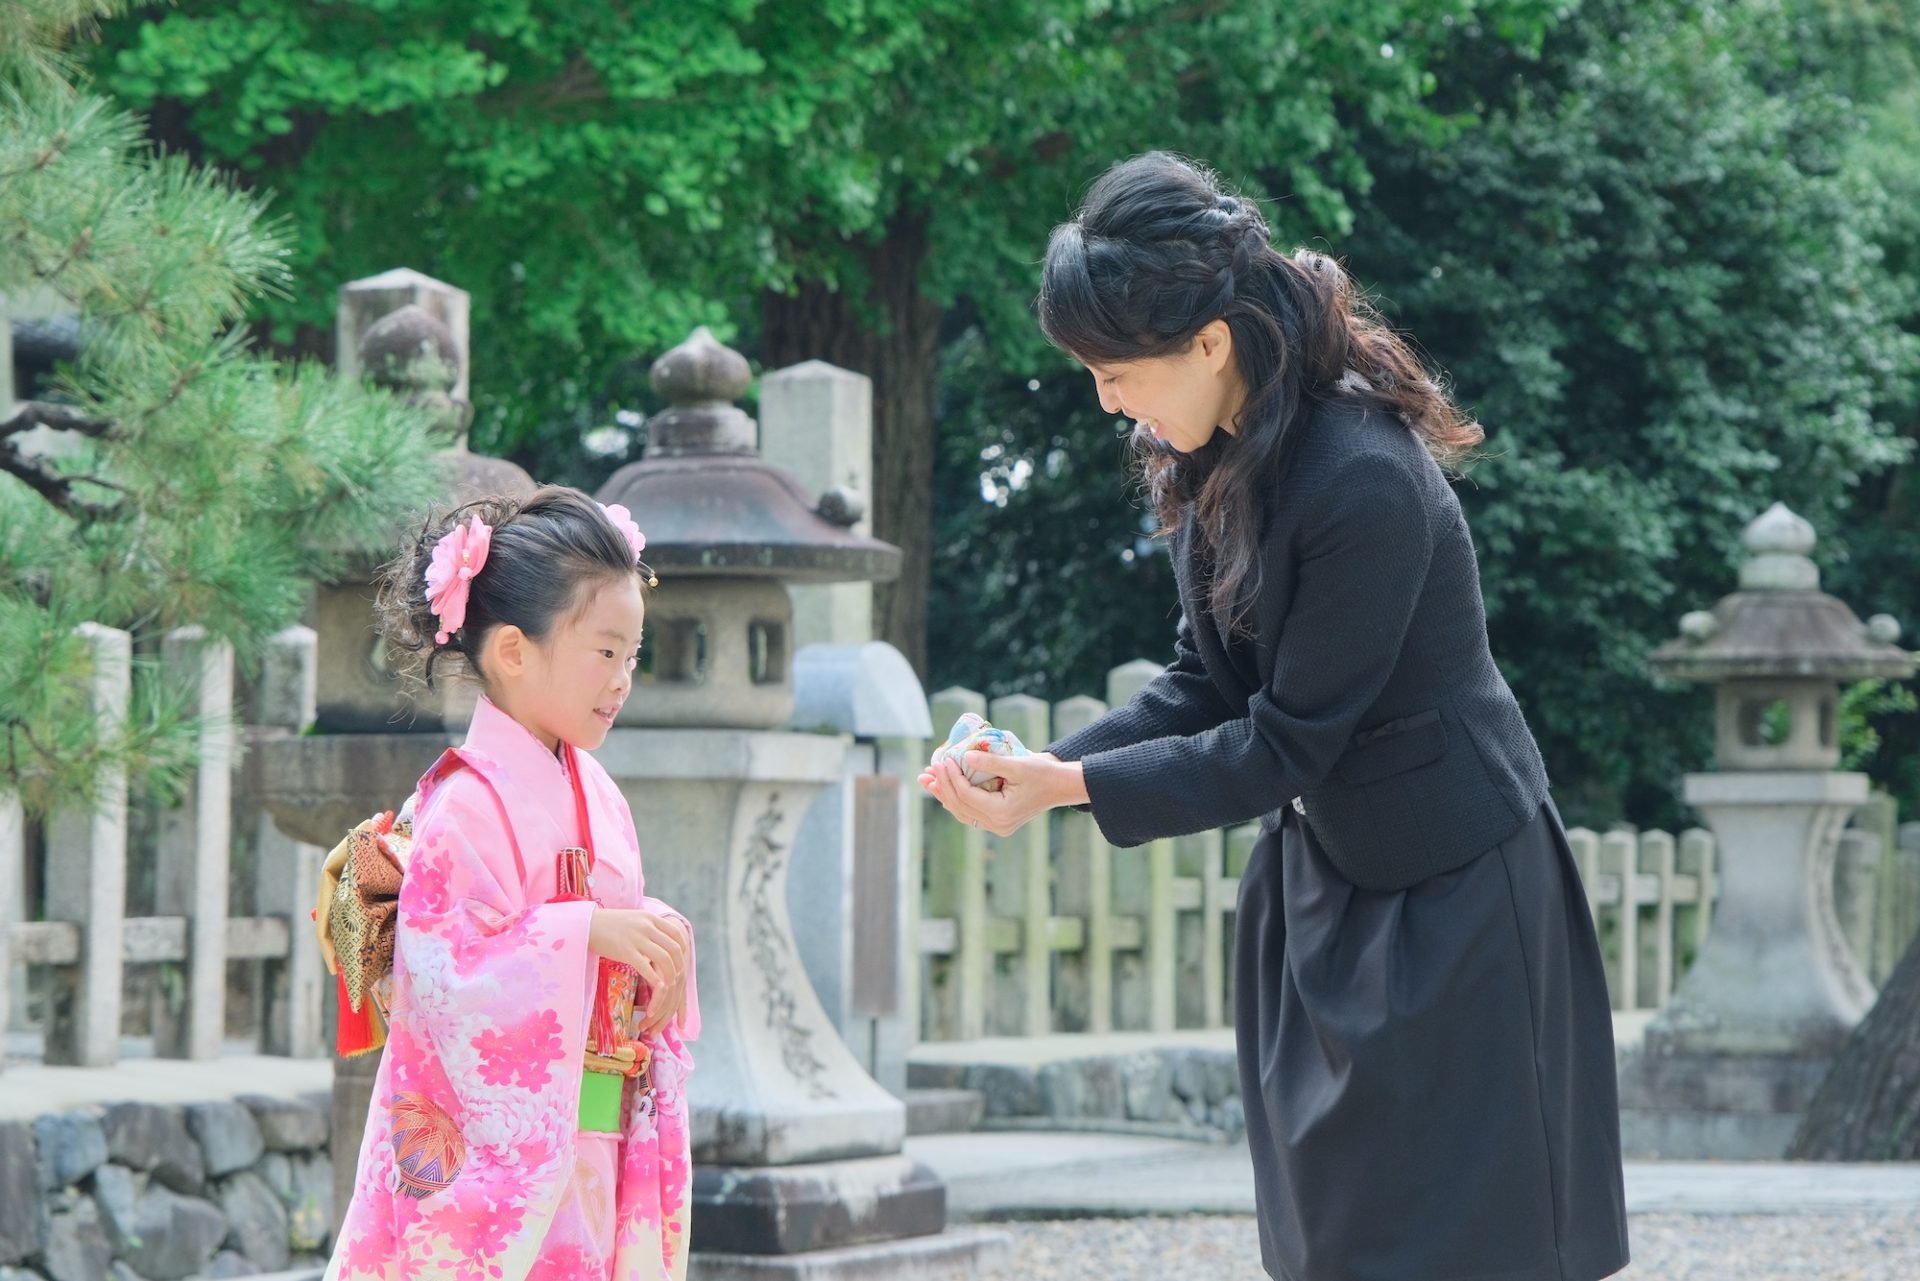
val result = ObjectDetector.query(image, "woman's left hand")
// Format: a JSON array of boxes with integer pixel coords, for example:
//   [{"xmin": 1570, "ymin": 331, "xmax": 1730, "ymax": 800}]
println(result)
[{"xmin": 917, "ymin": 751, "xmax": 1088, "ymax": 837}]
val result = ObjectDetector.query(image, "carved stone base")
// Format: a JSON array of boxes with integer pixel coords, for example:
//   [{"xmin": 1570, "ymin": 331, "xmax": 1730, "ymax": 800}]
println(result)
[
  {"xmin": 1617, "ymin": 1048, "xmax": 1832, "ymax": 1158},
  {"xmin": 692, "ymin": 1156, "xmax": 944, "ymax": 1255}
]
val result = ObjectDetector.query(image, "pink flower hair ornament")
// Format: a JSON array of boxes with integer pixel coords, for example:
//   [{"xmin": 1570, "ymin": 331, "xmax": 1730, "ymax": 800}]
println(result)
[
  {"xmin": 423, "ymin": 513, "xmax": 492, "ymax": 645},
  {"xmin": 598, "ymin": 502, "xmax": 660, "ymax": 587}
]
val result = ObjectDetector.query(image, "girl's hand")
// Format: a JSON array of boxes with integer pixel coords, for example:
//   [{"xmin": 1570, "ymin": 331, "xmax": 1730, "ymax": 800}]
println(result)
[
  {"xmin": 916, "ymin": 751, "xmax": 1088, "ymax": 837},
  {"xmin": 638, "ymin": 955, "xmax": 690, "ymax": 1037},
  {"xmin": 587, "ymin": 907, "xmax": 688, "ymax": 996},
  {"xmin": 637, "ymin": 913, "xmax": 691, "ymax": 1038}
]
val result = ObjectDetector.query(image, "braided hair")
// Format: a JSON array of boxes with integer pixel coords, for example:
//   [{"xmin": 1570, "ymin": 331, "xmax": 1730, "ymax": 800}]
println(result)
[{"xmin": 1038, "ymin": 151, "xmax": 1482, "ymax": 633}]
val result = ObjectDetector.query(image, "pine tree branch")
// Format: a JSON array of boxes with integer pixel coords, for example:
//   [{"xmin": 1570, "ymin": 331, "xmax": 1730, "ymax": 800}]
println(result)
[
  {"xmin": 0, "ymin": 436, "xmax": 121, "ymax": 516},
  {"xmin": 0, "ymin": 400, "xmax": 113, "ymax": 440}
]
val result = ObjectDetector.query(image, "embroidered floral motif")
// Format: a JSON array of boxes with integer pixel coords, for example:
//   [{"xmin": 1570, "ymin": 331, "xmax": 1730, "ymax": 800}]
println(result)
[{"xmin": 390, "ymin": 1092, "xmax": 465, "ymax": 1199}]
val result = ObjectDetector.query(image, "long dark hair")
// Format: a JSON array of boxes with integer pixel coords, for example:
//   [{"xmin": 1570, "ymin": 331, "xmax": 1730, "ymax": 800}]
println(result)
[
  {"xmin": 374, "ymin": 485, "xmax": 648, "ymax": 691},
  {"xmin": 1038, "ymin": 151, "xmax": 1482, "ymax": 632}
]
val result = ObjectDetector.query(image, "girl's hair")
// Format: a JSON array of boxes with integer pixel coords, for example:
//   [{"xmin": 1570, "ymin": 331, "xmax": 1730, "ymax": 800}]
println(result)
[
  {"xmin": 1038, "ymin": 151, "xmax": 1483, "ymax": 633},
  {"xmin": 375, "ymin": 484, "xmax": 644, "ymax": 691}
]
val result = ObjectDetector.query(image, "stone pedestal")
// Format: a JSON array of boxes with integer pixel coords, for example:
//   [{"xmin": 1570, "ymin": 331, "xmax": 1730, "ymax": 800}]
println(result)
[
  {"xmin": 1618, "ymin": 770, "xmax": 1873, "ymax": 1157},
  {"xmin": 593, "ymin": 728, "xmax": 1002, "ymax": 1277},
  {"xmin": 786, "ymin": 643, "xmax": 932, "ymax": 1096}
]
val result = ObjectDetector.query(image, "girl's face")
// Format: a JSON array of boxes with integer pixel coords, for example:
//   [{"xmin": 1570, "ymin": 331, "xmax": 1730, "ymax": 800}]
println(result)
[
  {"xmin": 1083, "ymin": 319, "xmax": 1246, "ymax": 454},
  {"xmin": 488, "ymin": 574, "xmax": 644, "ymax": 754}
]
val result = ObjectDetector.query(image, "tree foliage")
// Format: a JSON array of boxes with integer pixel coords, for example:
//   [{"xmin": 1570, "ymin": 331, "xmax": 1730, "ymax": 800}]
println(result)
[
  {"xmin": 82, "ymin": 0, "xmax": 1561, "ymax": 667},
  {"xmin": 933, "ymin": 0, "xmax": 1917, "ymax": 827},
  {"xmin": 1, "ymin": 0, "xmax": 446, "ymax": 816}
]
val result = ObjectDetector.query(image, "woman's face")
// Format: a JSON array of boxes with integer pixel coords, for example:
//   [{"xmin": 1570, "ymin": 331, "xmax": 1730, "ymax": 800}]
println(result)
[{"xmin": 1083, "ymin": 319, "xmax": 1244, "ymax": 454}]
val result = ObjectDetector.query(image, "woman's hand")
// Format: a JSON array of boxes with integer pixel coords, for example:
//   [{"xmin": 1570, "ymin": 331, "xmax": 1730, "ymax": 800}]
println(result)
[{"xmin": 916, "ymin": 751, "xmax": 1088, "ymax": 837}]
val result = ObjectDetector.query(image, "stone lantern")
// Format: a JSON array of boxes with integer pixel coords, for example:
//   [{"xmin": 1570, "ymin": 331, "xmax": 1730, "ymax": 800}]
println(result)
[
  {"xmin": 312, "ymin": 270, "xmax": 536, "ymax": 734},
  {"xmin": 1618, "ymin": 502, "xmax": 1915, "ymax": 1157},
  {"xmin": 592, "ymin": 329, "xmax": 1003, "ymax": 1277},
  {"xmin": 596, "ymin": 328, "xmax": 895, "ymax": 730}
]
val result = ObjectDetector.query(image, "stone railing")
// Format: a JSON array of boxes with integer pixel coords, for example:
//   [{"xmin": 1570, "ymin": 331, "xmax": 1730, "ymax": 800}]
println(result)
[
  {"xmin": 915, "ymin": 664, "xmax": 1920, "ymax": 1042},
  {"xmin": 2, "ymin": 623, "xmax": 326, "ymax": 1069}
]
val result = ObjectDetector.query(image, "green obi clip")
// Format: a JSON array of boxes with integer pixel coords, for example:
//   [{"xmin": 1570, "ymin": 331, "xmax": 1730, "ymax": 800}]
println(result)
[{"xmin": 578, "ymin": 1068, "xmax": 625, "ymax": 1132}]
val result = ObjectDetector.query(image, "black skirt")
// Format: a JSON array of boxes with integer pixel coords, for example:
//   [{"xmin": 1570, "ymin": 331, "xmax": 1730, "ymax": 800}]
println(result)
[{"xmin": 1234, "ymin": 799, "xmax": 1630, "ymax": 1281}]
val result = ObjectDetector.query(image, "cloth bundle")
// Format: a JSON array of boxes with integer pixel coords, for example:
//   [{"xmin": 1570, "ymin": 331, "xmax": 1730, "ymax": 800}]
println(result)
[
  {"xmin": 313, "ymin": 808, "xmax": 414, "ymax": 1057},
  {"xmin": 929, "ymin": 711, "xmax": 1032, "ymax": 791}
]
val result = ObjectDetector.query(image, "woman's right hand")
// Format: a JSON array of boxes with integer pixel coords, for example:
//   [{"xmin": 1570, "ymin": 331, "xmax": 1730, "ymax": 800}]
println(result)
[{"xmin": 587, "ymin": 907, "xmax": 689, "ymax": 994}]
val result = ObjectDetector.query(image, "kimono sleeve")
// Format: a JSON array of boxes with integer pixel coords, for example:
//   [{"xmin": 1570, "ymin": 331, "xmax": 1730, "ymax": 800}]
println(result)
[
  {"xmin": 1076, "ymin": 450, "xmax": 1435, "ymax": 847},
  {"xmin": 394, "ymin": 773, "xmax": 598, "ymax": 1184}
]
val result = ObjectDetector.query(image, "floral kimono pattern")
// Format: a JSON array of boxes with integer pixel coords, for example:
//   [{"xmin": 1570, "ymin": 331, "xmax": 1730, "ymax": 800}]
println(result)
[{"xmin": 327, "ymin": 696, "xmax": 698, "ymax": 1281}]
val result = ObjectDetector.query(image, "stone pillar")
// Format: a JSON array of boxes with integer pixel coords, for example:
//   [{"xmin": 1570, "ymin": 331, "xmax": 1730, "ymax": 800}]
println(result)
[
  {"xmin": 44, "ymin": 623, "xmax": 132, "ymax": 1067},
  {"xmin": 152, "ymin": 627, "xmax": 236, "ymax": 1060},
  {"xmin": 759, "ymin": 362, "xmax": 875, "ymax": 648},
  {"xmin": 786, "ymin": 642, "xmax": 932, "ymax": 1095},
  {"xmin": 250, "ymin": 627, "xmax": 328, "ymax": 1059},
  {"xmin": 0, "ymin": 789, "xmax": 21, "ymax": 1050},
  {"xmin": 336, "ymin": 268, "xmax": 470, "ymax": 425}
]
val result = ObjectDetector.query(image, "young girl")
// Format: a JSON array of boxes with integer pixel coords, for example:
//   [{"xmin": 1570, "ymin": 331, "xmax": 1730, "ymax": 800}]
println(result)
[{"xmin": 325, "ymin": 486, "xmax": 699, "ymax": 1281}]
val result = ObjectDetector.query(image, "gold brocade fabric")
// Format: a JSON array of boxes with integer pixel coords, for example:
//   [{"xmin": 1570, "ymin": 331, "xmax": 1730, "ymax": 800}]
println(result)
[{"xmin": 315, "ymin": 814, "xmax": 411, "ymax": 1015}]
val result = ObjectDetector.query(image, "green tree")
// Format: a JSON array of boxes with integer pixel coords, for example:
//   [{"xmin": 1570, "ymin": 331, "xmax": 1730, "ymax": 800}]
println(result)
[
  {"xmin": 1, "ymin": 0, "xmax": 445, "ymax": 818},
  {"xmin": 82, "ymin": 0, "xmax": 1559, "ymax": 671},
  {"xmin": 931, "ymin": 0, "xmax": 1917, "ymax": 828}
]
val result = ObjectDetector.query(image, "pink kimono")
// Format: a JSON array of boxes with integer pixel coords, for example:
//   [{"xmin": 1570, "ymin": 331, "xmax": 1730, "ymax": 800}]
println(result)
[{"xmin": 327, "ymin": 696, "xmax": 698, "ymax": 1281}]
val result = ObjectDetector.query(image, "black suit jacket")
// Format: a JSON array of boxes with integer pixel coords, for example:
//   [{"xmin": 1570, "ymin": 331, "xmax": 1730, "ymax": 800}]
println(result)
[{"xmin": 1048, "ymin": 399, "xmax": 1550, "ymax": 891}]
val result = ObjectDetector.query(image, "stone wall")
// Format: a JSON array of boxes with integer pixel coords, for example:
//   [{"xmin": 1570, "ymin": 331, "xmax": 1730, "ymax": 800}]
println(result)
[
  {"xmin": 910, "ymin": 1044, "xmax": 1247, "ymax": 1142},
  {"xmin": 0, "ymin": 1094, "xmax": 332, "ymax": 1280}
]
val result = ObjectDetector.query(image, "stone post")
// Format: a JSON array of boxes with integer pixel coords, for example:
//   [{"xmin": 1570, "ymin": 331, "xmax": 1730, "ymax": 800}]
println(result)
[
  {"xmin": 336, "ymin": 268, "xmax": 470, "ymax": 425},
  {"xmin": 1105, "ymin": 659, "xmax": 1174, "ymax": 1032},
  {"xmin": 926, "ymin": 687, "xmax": 988, "ymax": 1041},
  {"xmin": 787, "ymin": 641, "xmax": 931, "ymax": 1095},
  {"xmin": 759, "ymin": 361, "xmax": 875, "ymax": 649},
  {"xmin": 251, "ymin": 627, "xmax": 327, "ymax": 1059},
  {"xmin": 0, "ymin": 789, "xmax": 21, "ymax": 1052},
  {"xmin": 987, "ymin": 694, "xmax": 1052, "ymax": 1037},
  {"xmin": 151, "ymin": 627, "xmax": 235, "ymax": 1060},
  {"xmin": 1052, "ymin": 694, "xmax": 1112, "ymax": 1033},
  {"xmin": 44, "ymin": 623, "xmax": 132, "ymax": 1067}
]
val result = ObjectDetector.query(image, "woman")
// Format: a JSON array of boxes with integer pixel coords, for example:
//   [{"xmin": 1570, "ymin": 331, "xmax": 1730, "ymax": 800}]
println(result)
[{"xmin": 919, "ymin": 152, "xmax": 1629, "ymax": 1281}]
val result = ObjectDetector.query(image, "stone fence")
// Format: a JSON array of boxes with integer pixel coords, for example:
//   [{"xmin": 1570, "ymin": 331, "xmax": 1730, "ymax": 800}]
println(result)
[
  {"xmin": 8, "ymin": 628, "xmax": 1915, "ymax": 1064},
  {"xmin": 2, "ymin": 623, "xmax": 326, "ymax": 1069},
  {"xmin": 916, "ymin": 664, "xmax": 1920, "ymax": 1043}
]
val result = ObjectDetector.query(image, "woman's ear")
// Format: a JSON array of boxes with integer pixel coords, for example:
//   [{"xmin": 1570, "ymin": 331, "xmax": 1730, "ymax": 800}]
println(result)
[{"xmin": 1196, "ymin": 318, "xmax": 1234, "ymax": 375}]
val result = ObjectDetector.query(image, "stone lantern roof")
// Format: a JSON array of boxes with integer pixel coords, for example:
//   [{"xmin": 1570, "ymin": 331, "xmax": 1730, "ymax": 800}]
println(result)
[
  {"xmin": 1650, "ymin": 503, "xmax": 1913, "ymax": 683},
  {"xmin": 596, "ymin": 328, "xmax": 901, "ymax": 585}
]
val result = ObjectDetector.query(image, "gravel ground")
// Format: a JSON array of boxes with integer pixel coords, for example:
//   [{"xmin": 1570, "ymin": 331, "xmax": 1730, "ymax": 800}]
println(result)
[{"xmin": 974, "ymin": 1208, "xmax": 1920, "ymax": 1281}]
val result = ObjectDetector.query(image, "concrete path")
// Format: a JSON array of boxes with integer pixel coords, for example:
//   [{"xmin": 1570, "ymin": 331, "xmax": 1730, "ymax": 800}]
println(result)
[
  {"xmin": 905, "ymin": 1130, "xmax": 1920, "ymax": 1221},
  {"xmin": 1, "ymin": 1044, "xmax": 331, "ymax": 1120}
]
